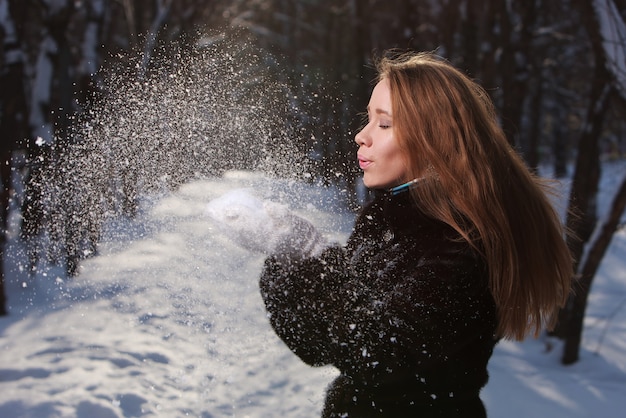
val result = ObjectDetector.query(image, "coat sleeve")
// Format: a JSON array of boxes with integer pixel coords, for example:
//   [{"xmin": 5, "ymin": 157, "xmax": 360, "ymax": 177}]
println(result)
[
  {"xmin": 259, "ymin": 237, "xmax": 496, "ymax": 382},
  {"xmin": 259, "ymin": 245, "xmax": 349, "ymax": 366}
]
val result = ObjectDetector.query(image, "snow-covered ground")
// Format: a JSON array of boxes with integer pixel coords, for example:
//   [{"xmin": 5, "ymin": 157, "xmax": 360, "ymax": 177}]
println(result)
[{"xmin": 1, "ymin": 169, "xmax": 625, "ymax": 417}]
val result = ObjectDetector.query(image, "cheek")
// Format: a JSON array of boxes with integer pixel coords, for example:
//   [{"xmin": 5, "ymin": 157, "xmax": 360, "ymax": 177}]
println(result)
[
  {"xmin": 393, "ymin": 146, "xmax": 412, "ymax": 180},
  {"xmin": 390, "ymin": 143, "xmax": 407, "ymax": 167},
  {"xmin": 395, "ymin": 156, "xmax": 410, "ymax": 179},
  {"xmin": 393, "ymin": 138, "xmax": 414, "ymax": 174}
]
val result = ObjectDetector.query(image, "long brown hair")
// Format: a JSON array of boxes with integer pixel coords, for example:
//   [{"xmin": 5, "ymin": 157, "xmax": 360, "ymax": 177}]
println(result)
[{"xmin": 378, "ymin": 51, "xmax": 573, "ymax": 340}]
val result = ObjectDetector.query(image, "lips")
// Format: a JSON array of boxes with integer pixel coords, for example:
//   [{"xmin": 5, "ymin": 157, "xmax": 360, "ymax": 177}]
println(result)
[{"xmin": 358, "ymin": 155, "xmax": 371, "ymax": 170}]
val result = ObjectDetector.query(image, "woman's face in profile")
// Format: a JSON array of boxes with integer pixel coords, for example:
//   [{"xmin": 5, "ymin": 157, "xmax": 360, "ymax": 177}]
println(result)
[{"xmin": 355, "ymin": 79, "xmax": 408, "ymax": 189}]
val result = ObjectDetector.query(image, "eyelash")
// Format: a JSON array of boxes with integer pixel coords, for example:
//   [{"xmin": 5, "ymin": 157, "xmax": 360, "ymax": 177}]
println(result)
[{"xmin": 359, "ymin": 111, "xmax": 392, "ymax": 130}]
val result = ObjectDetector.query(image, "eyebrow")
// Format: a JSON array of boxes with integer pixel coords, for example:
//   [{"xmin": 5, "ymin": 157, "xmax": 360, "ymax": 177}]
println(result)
[{"xmin": 366, "ymin": 105, "xmax": 392, "ymax": 116}]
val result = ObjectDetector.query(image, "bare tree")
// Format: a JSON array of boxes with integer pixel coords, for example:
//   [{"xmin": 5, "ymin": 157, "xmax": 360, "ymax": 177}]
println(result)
[
  {"xmin": 559, "ymin": 0, "xmax": 626, "ymax": 365},
  {"xmin": 0, "ymin": 0, "xmax": 30, "ymax": 314}
]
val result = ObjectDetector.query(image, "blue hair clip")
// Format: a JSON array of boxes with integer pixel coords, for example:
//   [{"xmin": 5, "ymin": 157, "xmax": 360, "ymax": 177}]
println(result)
[{"xmin": 388, "ymin": 178, "xmax": 421, "ymax": 195}]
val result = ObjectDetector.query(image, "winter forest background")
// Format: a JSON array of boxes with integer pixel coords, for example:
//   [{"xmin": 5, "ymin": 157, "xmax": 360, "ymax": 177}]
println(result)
[{"xmin": 1, "ymin": 0, "xmax": 626, "ymax": 417}]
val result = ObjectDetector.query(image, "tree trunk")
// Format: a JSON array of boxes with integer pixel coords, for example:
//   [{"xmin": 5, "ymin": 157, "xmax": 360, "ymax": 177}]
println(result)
[
  {"xmin": 559, "ymin": 66, "xmax": 611, "ymax": 364},
  {"xmin": 556, "ymin": 0, "xmax": 619, "ymax": 362},
  {"xmin": 525, "ymin": 75, "xmax": 544, "ymax": 170},
  {"xmin": 139, "ymin": 0, "xmax": 172, "ymax": 78},
  {"xmin": 555, "ymin": 71, "xmax": 611, "ymax": 344},
  {"xmin": 552, "ymin": 104, "xmax": 569, "ymax": 179},
  {"xmin": 0, "ymin": 0, "xmax": 30, "ymax": 315},
  {"xmin": 563, "ymin": 171, "xmax": 626, "ymax": 364}
]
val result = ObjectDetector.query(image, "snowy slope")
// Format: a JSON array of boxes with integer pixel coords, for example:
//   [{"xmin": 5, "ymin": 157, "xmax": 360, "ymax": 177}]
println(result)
[{"xmin": 1, "ymin": 170, "xmax": 625, "ymax": 418}]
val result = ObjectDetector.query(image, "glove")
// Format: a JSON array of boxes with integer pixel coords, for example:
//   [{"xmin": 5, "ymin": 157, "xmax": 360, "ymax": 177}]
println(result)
[{"xmin": 205, "ymin": 189, "xmax": 327, "ymax": 258}]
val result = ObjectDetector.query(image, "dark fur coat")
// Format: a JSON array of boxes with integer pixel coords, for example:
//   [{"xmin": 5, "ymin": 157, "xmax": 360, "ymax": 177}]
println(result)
[{"xmin": 260, "ymin": 190, "xmax": 498, "ymax": 417}]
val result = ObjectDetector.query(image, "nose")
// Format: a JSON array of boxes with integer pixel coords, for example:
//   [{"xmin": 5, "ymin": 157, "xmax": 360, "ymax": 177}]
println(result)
[{"xmin": 355, "ymin": 126, "xmax": 369, "ymax": 146}]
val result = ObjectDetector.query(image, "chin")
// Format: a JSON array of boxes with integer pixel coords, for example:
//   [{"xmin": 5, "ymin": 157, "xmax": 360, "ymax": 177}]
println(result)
[
  {"xmin": 362, "ymin": 178, "xmax": 377, "ymax": 189},
  {"xmin": 363, "ymin": 179, "xmax": 388, "ymax": 190}
]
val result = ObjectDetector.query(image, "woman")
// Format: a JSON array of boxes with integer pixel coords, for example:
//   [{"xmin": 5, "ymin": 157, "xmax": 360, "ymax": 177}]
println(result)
[
  {"xmin": 259, "ymin": 52, "xmax": 573, "ymax": 417},
  {"xmin": 211, "ymin": 51, "xmax": 573, "ymax": 417}
]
